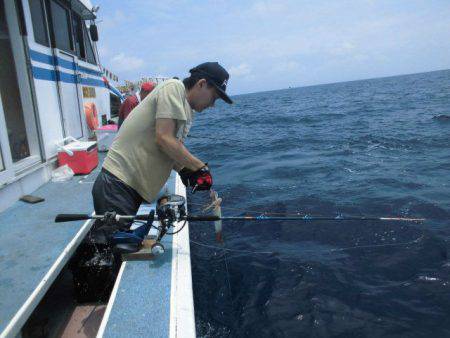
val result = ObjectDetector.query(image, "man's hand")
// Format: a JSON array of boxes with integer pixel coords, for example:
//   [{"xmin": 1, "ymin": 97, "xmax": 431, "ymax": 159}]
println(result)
[
  {"xmin": 179, "ymin": 165, "xmax": 213, "ymax": 192},
  {"xmin": 178, "ymin": 167, "xmax": 194, "ymax": 187}
]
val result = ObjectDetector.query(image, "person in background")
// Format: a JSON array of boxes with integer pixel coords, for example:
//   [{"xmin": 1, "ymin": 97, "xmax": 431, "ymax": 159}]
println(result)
[{"xmin": 118, "ymin": 81, "xmax": 156, "ymax": 128}]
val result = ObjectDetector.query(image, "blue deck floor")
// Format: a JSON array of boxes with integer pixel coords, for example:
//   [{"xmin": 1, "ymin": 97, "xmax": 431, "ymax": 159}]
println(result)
[
  {"xmin": 0, "ymin": 161, "xmax": 102, "ymax": 337},
  {"xmin": 0, "ymin": 156, "xmax": 196, "ymax": 338},
  {"xmin": 98, "ymin": 174, "xmax": 196, "ymax": 338},
  {"xmin": 101, "ymin": 233, "xmax": 173, "ymax": 338}
]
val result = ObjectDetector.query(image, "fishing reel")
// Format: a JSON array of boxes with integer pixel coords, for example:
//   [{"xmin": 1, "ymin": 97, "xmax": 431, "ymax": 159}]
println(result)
[
  {"xmin": 156, "ymin": 194, "xmax": 186, "ymax": 226},
  {"xmin": 151, "ymin": 195, "xmax": 187, "ymax": 255},
  {"xmin": 108, "ymin": 194, "xmax": 186, "ymax": 256}
]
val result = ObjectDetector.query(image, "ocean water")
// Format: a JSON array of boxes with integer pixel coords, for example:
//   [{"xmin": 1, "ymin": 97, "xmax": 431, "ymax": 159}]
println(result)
[{"xmin": 185, "ymin": 70, "xmax": 450, "ymax": 337}]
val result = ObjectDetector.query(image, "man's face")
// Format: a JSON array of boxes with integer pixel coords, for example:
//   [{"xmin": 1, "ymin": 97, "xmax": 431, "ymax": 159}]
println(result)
[{"xmin": 193, "ymin": 79, "xmax": 219, "ymax": 112}]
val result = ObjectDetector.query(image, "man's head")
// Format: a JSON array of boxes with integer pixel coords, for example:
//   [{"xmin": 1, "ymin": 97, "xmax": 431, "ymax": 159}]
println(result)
[
  {"xmin": 140, "ymin": 81, "xmax": 155, "ymax": 100},
  {"xmin": 184, "ymin": 62, "xmax": 232, "ymax": 112}
]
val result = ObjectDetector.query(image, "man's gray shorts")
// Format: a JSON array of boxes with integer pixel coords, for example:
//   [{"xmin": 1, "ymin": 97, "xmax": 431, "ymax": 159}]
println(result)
[{"xmin": 92, "ymin": 168, "xmax": 143, "ymax": 217}]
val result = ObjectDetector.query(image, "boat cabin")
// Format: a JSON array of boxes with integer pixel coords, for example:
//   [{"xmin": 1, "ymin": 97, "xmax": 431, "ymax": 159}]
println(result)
[{"xmin": 0, "ymin": 0, "xmax": 121, "ymax": 212}]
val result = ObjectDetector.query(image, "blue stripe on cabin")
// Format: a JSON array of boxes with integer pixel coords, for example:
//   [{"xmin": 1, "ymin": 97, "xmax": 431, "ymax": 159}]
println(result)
[
  {"xmin": 29, "ymin": 49, "xmax": 103, "ymax": 78},
  {"xmin": 32, "ymin": 66, "xmax": 107, "ymax": 88}
]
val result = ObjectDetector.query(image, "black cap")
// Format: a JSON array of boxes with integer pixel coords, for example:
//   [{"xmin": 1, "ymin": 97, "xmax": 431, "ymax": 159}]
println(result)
[{"xmin": 189, "ymin": 62, "xmax": 233, "ymax": 104}]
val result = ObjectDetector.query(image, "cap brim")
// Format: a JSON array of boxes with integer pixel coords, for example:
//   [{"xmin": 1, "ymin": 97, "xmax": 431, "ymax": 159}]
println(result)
[{"xmin": 211, "ymin": 83, "xmax": 233, "ymax": 104}]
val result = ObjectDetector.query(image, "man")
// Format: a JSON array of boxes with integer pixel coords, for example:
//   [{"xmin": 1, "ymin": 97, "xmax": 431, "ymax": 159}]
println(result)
[
  {"xmin": 93, "ymin": 62, "xmax": 232, "ymax": 221},
  {"xmin": 118, "ymin": 81, "xmax": 156, "ymax": 128},
  {"xmin": 70, "ymin": 63, "xmax": 231, "ymax": 302}
]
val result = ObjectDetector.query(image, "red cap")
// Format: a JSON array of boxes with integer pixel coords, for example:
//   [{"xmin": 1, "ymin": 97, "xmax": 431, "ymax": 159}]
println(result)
[{"xmin": 141, "ymin": 82, "xmax": 155, "ymax": 92}]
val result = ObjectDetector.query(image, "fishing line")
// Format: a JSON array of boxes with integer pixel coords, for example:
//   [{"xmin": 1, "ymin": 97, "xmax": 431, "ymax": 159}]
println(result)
[
  {"xmin": 166, "ymin": 219, "xmax": 188, "ymax": 235},
  {"xmin": 188, "ymin": 201, "xmax": 420, "ymax": 221},
  {"xmin": 191, "ymin": 240, "xmax": 276, "ymax": 255},
  {"xmin": 328, "ymin": 235, "xmax": 424, "ymax": 252},
  {"xmin": 222, "ymin": 243, "xmax": 233, "ymax": 309},
  {"xmin": 190, "ymin": 235, "xmax": 424, "ymax": 258},
  {"xmin": 189, "ymin": 200, "xmax": 308, "ymax": 216}
]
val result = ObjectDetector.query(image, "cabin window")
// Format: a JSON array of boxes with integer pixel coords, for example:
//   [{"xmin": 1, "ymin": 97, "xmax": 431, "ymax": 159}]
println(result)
[
  {"xmin": 0, "ymin": 2, "xmax": 30, "ymax": 162},
  {"xmin": 49, "ymin": 0, "xmax": 73, "ymax": 52},
  {"xmin": 83, "ymin": 24, "xmax": 96, "ymax": 64},
  {"xmin": 29, "ymin": 0, "xmax": 49, "ymax": 46},
  {"xmin": 72, "ymin": 14, "xmax": 85, "ymax": 59}
]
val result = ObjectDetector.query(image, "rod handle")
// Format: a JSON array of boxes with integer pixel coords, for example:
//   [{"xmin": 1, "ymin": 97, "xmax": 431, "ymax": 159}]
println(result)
[{"xmin": 55, "ymin": 214, "xmax": 92, "ymax": 222}]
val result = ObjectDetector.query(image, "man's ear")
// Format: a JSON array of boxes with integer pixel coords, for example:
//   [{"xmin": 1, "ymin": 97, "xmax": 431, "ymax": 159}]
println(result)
[{"xmin": 197, "ymin": 78, "xmax": 208, "ymax": 88}]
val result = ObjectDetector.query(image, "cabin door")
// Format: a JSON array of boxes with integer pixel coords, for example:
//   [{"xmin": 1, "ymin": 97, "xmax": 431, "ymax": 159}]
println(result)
[
  {"xmin": 0, "ymin": 0, "xmax": 41, "ymax": 184},
  {"xmin": 55, "ymin": 50, "xmax": 83, "ymax": 139}
]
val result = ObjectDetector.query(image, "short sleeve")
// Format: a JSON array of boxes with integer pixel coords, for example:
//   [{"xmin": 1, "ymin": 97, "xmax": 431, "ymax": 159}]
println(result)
[{"xmin": 155, "ymin": 82, "xmax": 187, "ymax": 121}]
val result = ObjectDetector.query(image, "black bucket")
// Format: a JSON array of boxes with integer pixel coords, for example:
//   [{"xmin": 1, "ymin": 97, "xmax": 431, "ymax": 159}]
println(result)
[{"xmin": 69, "ymin": 241, "xmax": 120, "ymax": 303}]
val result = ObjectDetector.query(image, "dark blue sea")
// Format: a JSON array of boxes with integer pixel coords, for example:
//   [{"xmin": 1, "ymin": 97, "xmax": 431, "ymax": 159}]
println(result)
[{"xmin": 185, "ymin": 70, "xmax": 450, "ymax": 337}]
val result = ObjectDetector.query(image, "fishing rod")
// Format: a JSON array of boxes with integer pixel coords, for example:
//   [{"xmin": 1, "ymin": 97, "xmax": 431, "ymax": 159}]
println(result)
[
  {"xmin": 54, "ymin": 214, "xmax": 425, "ymax": 223},
  {"xmin": 55, "ymin": 194, "xmax": 425, "ymax": 256},
  {"xmin": 187, "ymin": 215, "xmax": 425, "ymax": 222},
  {"xmin": 55, "ymin": 193, "xmax": 424, "ymax": 223}
]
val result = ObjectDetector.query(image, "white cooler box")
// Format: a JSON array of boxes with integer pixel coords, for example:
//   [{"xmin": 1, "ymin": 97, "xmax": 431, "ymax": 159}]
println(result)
[{"xmin": 95, "ymin": 124, "xmax": 118, "ymax": 152}]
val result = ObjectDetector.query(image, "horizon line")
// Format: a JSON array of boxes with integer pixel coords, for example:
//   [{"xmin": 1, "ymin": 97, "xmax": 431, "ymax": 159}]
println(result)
[{"xmin": 231, "ymin": 67, "xmax": 450, "ymax": 97}]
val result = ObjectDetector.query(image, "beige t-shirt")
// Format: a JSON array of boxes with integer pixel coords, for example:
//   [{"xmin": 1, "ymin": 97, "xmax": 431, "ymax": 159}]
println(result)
[{"xmin": 103, "ymin": 79, "xmax": 194, "ymax": 202}]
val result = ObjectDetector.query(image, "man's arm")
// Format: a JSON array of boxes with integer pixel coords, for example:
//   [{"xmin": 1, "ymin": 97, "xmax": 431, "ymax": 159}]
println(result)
[
  {"xmin": 173, "ymin": 162, "xmax": 184, "ymax": 172},
  {"xmin": 155, "ymin": 118, "xmax": 205, "ymax": 171}
]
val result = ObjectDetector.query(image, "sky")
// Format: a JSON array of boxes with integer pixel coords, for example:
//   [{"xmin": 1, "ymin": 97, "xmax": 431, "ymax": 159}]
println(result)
[{"xmin": 94, "ymin": 0, "xmax": 450, "ymax": 95}]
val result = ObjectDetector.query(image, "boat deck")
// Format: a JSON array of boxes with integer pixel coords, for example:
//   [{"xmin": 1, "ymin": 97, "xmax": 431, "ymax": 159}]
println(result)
[
  {"xmin": 0, "ymin": 154, "xmax": 196, "ymax": 338},
  {"xmin": 0, "ymin": 161, "xmax": 101, "ymax": 337}
]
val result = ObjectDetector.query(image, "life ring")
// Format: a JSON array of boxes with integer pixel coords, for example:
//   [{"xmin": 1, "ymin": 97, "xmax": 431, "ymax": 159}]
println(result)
[{"xmin": 84, "ymin": 102, "xmax": 99, "ymax": 130}]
